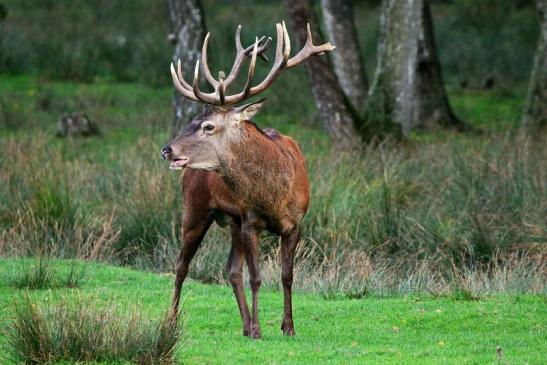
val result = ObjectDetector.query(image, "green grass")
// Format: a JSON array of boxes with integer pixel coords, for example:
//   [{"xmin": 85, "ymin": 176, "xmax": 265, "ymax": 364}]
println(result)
[
  {"xmin": 4, "ymin": 257, "xmax": 86, "ymax": 290},
  {"xmin": 449, "ymin": 88, "xmax": 527, "ymax": 131},
  {"xmin": 0, "ymin": 259, "xmax": 545, "ymax": 364}
]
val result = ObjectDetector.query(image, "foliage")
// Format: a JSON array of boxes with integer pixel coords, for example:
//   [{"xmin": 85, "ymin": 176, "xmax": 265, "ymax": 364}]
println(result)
[
  {"xmin": 0, "ymin": 0, "xmax": 539, "ymax": 92},
  {"xmin": 433, "ymin": 0, "xmax": 539, "ymax": 87}
]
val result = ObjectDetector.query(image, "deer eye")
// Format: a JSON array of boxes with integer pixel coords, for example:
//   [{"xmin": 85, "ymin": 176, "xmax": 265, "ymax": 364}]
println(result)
[{"xmin": 203, "ymin": 124, "xmax": 215, "ymax": 132}]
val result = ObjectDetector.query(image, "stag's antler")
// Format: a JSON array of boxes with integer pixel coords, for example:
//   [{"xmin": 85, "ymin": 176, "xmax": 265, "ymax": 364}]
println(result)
[{"xmin": 170, "ymin": 22, "xmax": 335, "ymax": 106}]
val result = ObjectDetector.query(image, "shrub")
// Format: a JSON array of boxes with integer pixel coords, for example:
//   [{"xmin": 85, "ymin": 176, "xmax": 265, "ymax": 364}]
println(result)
[{"xmin": 3, "ymin": 296, "xmax": 182, "ymax": 364}]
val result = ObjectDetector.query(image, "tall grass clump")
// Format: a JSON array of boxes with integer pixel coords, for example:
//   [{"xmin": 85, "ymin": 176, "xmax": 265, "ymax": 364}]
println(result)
[
  {"xmin": 304, "ymin": 132, "xmax": 546, "ymax": 263},
  {"xmin": 3, "ymin": 296, "xmax": 182, "ymax": 364},
  {"xmin": 4, "ymin": 257, "xmax": 86, "ymax": 290},
  {"xmin": 0, "ymin": 132, "xmax": 175, "ymax": 267},
  {"xmin": 6, "ymin": 256, "xmax": 56, "ymax": 290},
  {"xmin": 260, "ymin": 242, "xmax": 545, "ymax": 298}
]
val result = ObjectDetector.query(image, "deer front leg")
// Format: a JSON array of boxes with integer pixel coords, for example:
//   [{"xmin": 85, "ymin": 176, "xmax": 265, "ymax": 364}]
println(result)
[
  {"xmin": 172, "ymin": 216, "xmax": 213, "ymax": 314},
  {"xmin": 241, "ymin": 223, "xmax": 263, "ymax": 339},
  {"xmin": 226, "ymin": 223, "xmax": 252, "ymax": 336},
  {"xmin": 281, "ymin": 227, "xmax": 300, "ymax": 336}
]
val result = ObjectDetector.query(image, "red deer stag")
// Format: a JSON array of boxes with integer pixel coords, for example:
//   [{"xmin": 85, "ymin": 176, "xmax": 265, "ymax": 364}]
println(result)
[{"xmin": 161, "ymin": 22, "xmax": 334, "ymax": 339}]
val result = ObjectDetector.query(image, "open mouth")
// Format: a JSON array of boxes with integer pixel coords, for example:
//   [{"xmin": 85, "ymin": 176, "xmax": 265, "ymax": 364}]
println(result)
[{"xmin": 169, "ymin": 158, "xmax": 189, "ymax": 170}]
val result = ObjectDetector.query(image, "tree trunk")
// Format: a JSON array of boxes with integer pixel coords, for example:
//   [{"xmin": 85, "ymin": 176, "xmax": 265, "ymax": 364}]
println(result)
[
  {"xmin": 168, "ymin": 0, "xmax": 206, "ymax": 137},
  {"xmin": 284, "ymin": 0, "xmax": 361, "ymax": 150},
  {"xmin": 522, "ymin": 0, "xmax": 547, "ymax": 129},
  {"xmin": 320, "ymin": 0, "xmax": 368, "ymax": 113},
  {"xmin": 364, "ymin": 0, "xmax": 463, "ymax": 137}
]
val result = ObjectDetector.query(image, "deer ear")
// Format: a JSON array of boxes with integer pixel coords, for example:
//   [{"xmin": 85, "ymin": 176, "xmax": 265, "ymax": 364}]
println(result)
[{"xmin": 234, "ymin": 99, "xmax": 265, "ymax": 121}]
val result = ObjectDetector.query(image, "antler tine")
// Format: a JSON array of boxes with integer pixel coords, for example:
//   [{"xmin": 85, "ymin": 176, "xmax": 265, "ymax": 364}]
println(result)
[
  {"xmin": 242, "ymin": 37, "xmax": 259, "ymax": 98},
  {"xmin": 244, "ymin": 36, "xmax": 271, "ymax": 62},
  {"xmin": 176, "ymin": 59, "xmax": 193, "ymax": 91},
  {"xmin": 170, "ymin": 62, "xmax": 199, "ymax": 102},
  {"xmin": 282, "ymin": 21, "xmax": 291, "ymax": 62},
  {"xmin": 286, "ymin": 23, "xmax": 335, "ymax": 68},
  {"xmin": 201, "ymin": 33, "xmax": 220, "ymax": 88},
  {"xmin": 258, "ymin": 37, "xmax": 272, "ymax": 62},
  {"xmin": 235, "ymin": 24, "xmax": 243, "ymax": 51},
  {"xmin": 225, "ymin": 26, "xmax": 272, "ymax": 88},
  {"xmin": 224, "ymin": 25, "xmax": 246, "ymax": 87},
  {"xmin": 243, "ymin": 36, "xmax": 265, "ymax": 55},
  {"xmin": 223, "ymin": 23, "xmax": 285, "ymax": 104},
  {"xmin": 192, "ymin": 60, "xmax": 220, "ymax": 105},
  {"xmin": 273, "ymin": 22, "xmax": 285, "ymax": 66}
]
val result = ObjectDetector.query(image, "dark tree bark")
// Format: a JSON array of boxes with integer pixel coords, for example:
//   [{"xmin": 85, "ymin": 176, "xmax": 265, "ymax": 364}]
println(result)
[
  {"xmin": 364, "ymin": 0, "xmax": 464, "ymax": 137},
  {"xmin": 522, "ymin": 0, "xmax": 547, "ymax": 129},
  {"xmin": 320, "ymin": 0, "xmax": 368, "ymax": 113},
  {"xmin": 284, "ymin": 0, "xmax": 361, "ymax": 150},
  {"xmin": 168, "ymin": 0, "xmax": 206, "ymax": 137}
]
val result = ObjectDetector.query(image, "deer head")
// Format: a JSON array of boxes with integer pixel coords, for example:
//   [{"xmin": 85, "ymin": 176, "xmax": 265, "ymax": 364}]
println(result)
[
  {"xmin": 161, "ymin": 101, "xmax": 265, "ymax": 170},
  {"xmin": 161, "ymin": 22, "xmax": 335, "ymax": 171}
]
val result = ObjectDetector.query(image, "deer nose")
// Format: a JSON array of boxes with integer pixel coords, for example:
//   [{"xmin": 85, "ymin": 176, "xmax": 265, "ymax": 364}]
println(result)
[{"xmin": 161, "ymin": 146, "xmax": 173, "ymax": 160}]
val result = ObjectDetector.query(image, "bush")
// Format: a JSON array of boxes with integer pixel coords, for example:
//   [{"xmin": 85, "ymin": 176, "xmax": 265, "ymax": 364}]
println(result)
[{"xmin": 3, "ymin": 296, "xmax": 182, "ymax": 364}]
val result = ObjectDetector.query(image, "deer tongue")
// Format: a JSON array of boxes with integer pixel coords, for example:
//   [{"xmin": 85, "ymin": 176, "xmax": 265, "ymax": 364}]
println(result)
[{"xmin": 169, "ymin": 158, "xmax": 188, "ymax": 170}]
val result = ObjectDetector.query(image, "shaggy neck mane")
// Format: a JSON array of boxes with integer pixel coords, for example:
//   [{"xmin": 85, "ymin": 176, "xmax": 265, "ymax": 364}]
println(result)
[{"xmin": 218, "ymin": 120, "xmax": 294, "ymax": 214}]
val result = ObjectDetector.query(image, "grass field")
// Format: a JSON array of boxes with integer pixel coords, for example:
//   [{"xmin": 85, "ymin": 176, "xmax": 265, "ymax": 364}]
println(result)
[
  {"xmin": 1, "ymin": 0, "xmax": 545, "ymax": 362},
  {"xmin": 0, "ymin": 259, "xmax": 545, "ymax": 364},
  {"xmin": 0, "ymin": 74, "xmax": 545, "ymax": 363}
]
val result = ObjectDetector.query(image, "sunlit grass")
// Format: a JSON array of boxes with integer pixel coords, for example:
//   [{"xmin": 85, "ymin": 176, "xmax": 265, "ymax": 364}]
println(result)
[
  {"xmin": 0, "ymin": 260, "xmax": 544, "ymax": 365},
  {"xmin": 3, "ymin": 257, "xmax": 86, "ymax": 290}
]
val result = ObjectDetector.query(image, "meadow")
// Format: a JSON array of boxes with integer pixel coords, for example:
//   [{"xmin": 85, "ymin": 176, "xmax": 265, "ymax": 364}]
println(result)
[
  {"xmin": 0, "ymin": 259, "xmax": 545, "ymax": 364},
  {"xmin": 0, "ymin": 73, "xmax": 545, "ymax": 362},
  {"xmin": 0, "ymin": 0, "xmax": 546, "ymax": 358}
]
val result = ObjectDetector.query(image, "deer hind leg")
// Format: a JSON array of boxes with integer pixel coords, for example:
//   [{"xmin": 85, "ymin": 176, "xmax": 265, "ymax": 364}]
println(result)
[
  {"xmin": 241, "ymin": 223, "xmax": 263, "ymax": 339},
  {"xmin": 171, "ymin": 211, "xmax": 214, "ymax": 314},
  {"xmin": 280, "ymin": 227, "xmax": 300, "ymax": 336},
  {"xmin": 226, "ymin": 222, "xmax": 252, "ymax": 336}
]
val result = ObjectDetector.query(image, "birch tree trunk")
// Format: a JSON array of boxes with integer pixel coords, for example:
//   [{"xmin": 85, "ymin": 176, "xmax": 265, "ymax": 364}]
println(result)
[
  {"xmin": 284, "ymin": 0, "xmax": 361, "ymax": 150},
  {"xmin": 364, "ymin": 0, "xmax": 464, "ymax": 137},
  {"xmin": 320, "ymin": 0, "xmax": 368, "ymax": 113},
  {"xmin": 168, "ymin": 0, "xmax": 206, "ymax": 137},
  {"xmin": 522, "ymin": 0, "xmax": 547, "ymax": 129}
]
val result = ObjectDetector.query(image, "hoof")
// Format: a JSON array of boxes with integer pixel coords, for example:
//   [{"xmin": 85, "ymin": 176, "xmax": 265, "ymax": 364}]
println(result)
[
  {"xmin": 283, "ymin": 327, "xmax": 295, "ymax": 336},
  {"xmin": 250, "ymin": 325, "xmax": 262, "ymax": 339},
  {"xmin": 281, "ymin": 320, "xmax": 295, "ymax": 336}
]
